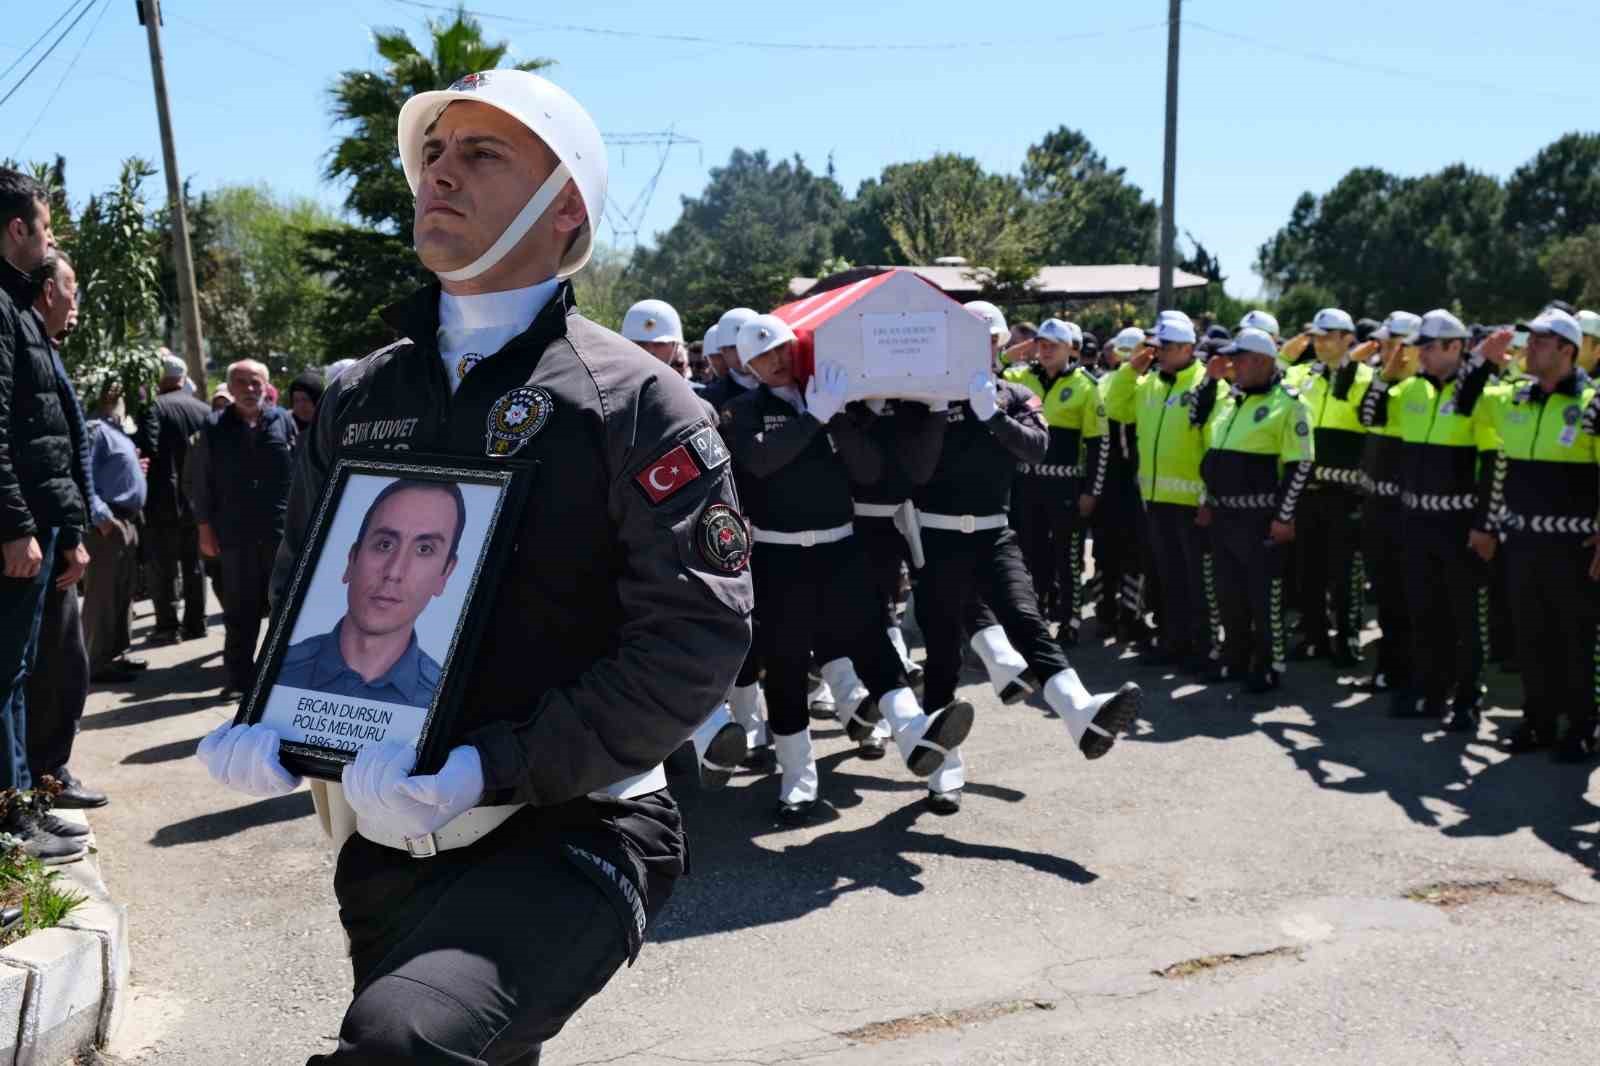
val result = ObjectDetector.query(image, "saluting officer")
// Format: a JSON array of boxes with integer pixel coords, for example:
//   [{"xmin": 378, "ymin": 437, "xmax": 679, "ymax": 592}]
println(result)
[
  {"xmin": 1358, "ymin": 311, "xmax": 1422, "ymax": 701},
  {"xmin": 1003, "ymin": 318, "xmax": 1097, "ymax": 639},
  {"xmin": 722, "ymin": 315, "xmax": 973, "ymax": 822},
  {"xmin": 1080, "ymin": 326, "xmax": 1150, "ymax": 640},
  {"xmin": 1192, "ymin": 328, "xmax": 1315, "ymax": 691},
  {"xmin": 1476, "ymin": 311, "xmax": 1599, "ymax": 759},
  {"xmin": 1284, "ymin": 308, "xmax": 1374, "ymax": 668},
  {"xmin": 197, "ymin": 70, "xmax": 753, "ymax": 1064},
  {"xmin": 1103, "ymin": 310, "xmax": 1221, "ymax": 672},
  {"xmin": 1360, "ymin": 309, "xmax": 1498, "ymax": 729}
]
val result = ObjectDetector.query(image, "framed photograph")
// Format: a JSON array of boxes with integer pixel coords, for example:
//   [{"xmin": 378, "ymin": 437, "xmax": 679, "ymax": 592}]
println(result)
[{"xmin": 237, "ymin": 454, "xmax": 531, "ymax": 781}]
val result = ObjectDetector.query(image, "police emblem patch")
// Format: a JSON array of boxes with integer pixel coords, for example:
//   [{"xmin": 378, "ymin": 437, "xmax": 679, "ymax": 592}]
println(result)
[
  {"xmin": 485, "ymin": 386, "xmax": 553, "ymax": 457},
  {"xmin": 697, "ymin": 504, "xmax": 750, "ymax": 573},
  {"xmin": 457, "ymin": 353, "xmax": 482, "ymax": 380},
  {"xmin": 1565, "ymin": 405, "xmax": 1581, "ymax": 426},
  {"xmin": 1295, "ymin": 419, "xmax": 1310, "ymax": 437},
  {"xmin": 1254, "ymin": 404, "xmax": 1270, "ymax": 422}
]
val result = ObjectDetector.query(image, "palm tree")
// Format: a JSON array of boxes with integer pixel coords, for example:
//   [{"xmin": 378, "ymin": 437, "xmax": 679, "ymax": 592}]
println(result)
[{"xmin": 325, "ymin": 5, "xmax": 553, "ymax": 233}]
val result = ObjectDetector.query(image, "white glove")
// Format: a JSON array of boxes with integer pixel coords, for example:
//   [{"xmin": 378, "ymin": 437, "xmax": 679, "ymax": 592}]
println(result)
[
  {"xmin": 969, "ymin": 371, "xmax": 999, "ymax": 422},
  {"xmin": 341, "ymin": 742, "xmax": 485, "ymax": 840},
  {"xmin": 804, "ymin": 362, "xmax": 850, "ymax": 424},
  {"xmin": 195, "ymin": 723, "xmax": 302, "ymax": 798}
]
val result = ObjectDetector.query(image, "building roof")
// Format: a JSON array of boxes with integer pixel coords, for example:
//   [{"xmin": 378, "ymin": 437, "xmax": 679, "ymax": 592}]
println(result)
[{"xmin": 787, "ymin": 263, "xmax": 1212, "ymax": 303}]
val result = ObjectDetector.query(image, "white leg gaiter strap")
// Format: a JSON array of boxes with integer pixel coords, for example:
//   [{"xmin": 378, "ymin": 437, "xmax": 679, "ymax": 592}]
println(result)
[
  {"xmin": 1043, "ymin": 669, "xmax": 1113, "ymax": 748},
  {"xmin": 929, "ymin": 747, "xmax": 967, "ymax": 794},
  {"xmin": 729, "ymin": 683, "xmax": 766, "ymax": 748},
  {"xmin": 887, "ymin": 626, "xmax": 915, "ymax": 674},
  {"xmin": 773, "ymin": 729, "xmax": 818, "ymax": 805},
  {"xmin": 691, "ymin": 703, "xmax": 734, "ymax": 767},
  {"xmin": 878, "ymin": 687, "xmax": 931, "ymax": 764},
  {"xmin": 970, "ymin": 624, "xmax": 1027, "ymax": 693},
  {"xmin": 820, "ymin": 657, "xmax": 868, "ymax": 728},
  {"xmin": 434, "ymin": 162, "xmax": 573, "ymax": 282}
]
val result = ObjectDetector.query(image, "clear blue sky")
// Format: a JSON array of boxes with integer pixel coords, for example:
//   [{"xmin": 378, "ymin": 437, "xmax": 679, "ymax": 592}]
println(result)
[{"xmin": 2, "ymin": 0, "xmax": 1595, "ymax": 299}]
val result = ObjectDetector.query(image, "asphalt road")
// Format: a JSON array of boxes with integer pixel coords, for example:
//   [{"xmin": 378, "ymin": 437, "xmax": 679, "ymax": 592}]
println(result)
[{"xmin": 79, "ymin": 594, "xmax": 1599, "ymax": 1065}]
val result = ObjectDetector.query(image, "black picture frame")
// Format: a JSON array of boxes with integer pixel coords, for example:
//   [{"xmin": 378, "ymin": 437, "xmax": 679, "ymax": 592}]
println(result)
[{"xmin": 236, "ymin": 454, "xmax": 531, "ymax": 781}]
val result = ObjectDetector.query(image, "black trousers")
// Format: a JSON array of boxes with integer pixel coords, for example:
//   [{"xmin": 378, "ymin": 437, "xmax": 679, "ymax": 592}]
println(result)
[
  {"xmin": 26, "ymin": 583, "xmax": 88, "ymax": 778},
  {"xmin": 311, "ymin": 832, "xmax": 642, "ymax": 1065},
  {"xmin": 916, "ymin": 526, "xmax": 1070, "ymax": 713},
  {"xmin": 1295, "ymin": 489, "xmax": 1365, "ymax": 650},
  {"xmin": 147, "ymin": 520, "xmax": 207, "ymax": 636},
  {"xmin": 856, "ymin": 515, "xmax": 908, "ymax": 630},
  {"xmin": 219, "ymin": 538, "xmax": 278, "ymax": 692},
  {"xmin": 753, "ymin": 538, "xmax": 908, "ymax": 736},
  {"xmin": 1505, "ymin": 539, "xmax": 1598, "ymax": 740},
  {"xmin": 1362, "ymin": 498, "xmax": 1411, "ymax": 686},
  {"xmin": 1092, "ymin": 474, "xmax": 1144, "ymax": 625},
  {"xmin": 1209, "ymin": 511, "xmax": 1287, "ymax": 674},
  {"xmin": 1144, "ymin": 502, "xmax": 1208, "ymax": 657},
  {"xmin": 1013, "ymin": 476, "xmax": 1081, "ymax": 628},
  {"xmin": 1402, "ymin": 515, "xmax": 1485, "ymax": 707}
]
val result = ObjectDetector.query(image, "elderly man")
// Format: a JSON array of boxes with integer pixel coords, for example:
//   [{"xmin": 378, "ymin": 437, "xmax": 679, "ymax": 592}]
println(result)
[
  {"xmin": 82, "ymin": 383, "xmax": 147, "ymax": 684},
  {"xmin": 188, "ymin": 359, "xmax": 296, "ymax": 700},
  {"xmin": 142, "ymin": 353, "xmax": 212, "ymax": 644},
  {"xmin": 0, "ymin": 170, "xmax": 92, "ymax": 863},
  {"xmin": 197, "ymin": 70, "xmax": 750, "ymax": 1064}
]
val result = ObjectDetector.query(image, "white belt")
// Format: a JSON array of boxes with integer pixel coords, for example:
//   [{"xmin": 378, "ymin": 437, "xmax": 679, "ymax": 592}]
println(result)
[
  {"xmin": 359, "ymin": 762, "xmax": 667, "ymax": 858},
  {"xmin": 751, "ymin": 522, "xmax": 854, "ymax": 547},
  {"xmin": 852, "ymin": 502, "xmax": 901, "ymax": 519},
  {"xmin": 917, "ymin": 511, "xmax": 1009, "ymax": 533}
]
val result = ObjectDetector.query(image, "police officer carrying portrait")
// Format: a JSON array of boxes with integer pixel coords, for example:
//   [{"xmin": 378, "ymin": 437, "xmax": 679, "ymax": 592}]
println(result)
[
  {"xmin": 722, "ymin": 315, "xmax": 974, "ymax": 822},
  {"xmin": 1192, "ymin": 328, "xmax": 1315, "ymax": 691},
  {"xmin": 197, "ymin": 70, "xmax": 753, "ymax": 1064},
  {"xmin": 1360, "ymin": 309, "xmax": 1497, "ymax": 730}
]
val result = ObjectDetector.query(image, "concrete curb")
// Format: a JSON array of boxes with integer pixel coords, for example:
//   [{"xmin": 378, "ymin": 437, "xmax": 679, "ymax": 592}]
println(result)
[{"xmin": 0, "ymin": 810, "xmax": 129, "ymax": 1066}]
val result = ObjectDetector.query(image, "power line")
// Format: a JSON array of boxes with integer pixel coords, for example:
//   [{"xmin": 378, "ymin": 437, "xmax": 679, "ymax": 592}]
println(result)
[
  {"xmin": 0, "ymin": 0, "xmax": 94, "ymax": 88},
  {"xmin": 1183, "ymin": 19, "xmax": 1586, "ymax": 107},
  {"xmin": 13, "ymin": 0, "xmax": 112, "ymax": 157},
  {"xmin": 166, "ymin": 11, "xmax": 315, "ymax": 73},
  {"xmin": 0, "ymin": 0, "xmax": 102, "ymax": 112},
  {"xmin": 387, "ymin": 0, "xmax": 1166, "ymax": 52}
]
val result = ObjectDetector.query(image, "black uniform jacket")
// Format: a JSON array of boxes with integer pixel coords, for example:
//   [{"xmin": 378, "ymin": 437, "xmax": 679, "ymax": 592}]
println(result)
[
  {"xmin": 0, "ymin": 260, "xmax": 86, "ymax": 547},
  {"xmin": 914, "ymin": 382, "xmax": 1048, "ymax": 515},
  {"xmin": 277, "ymin": 283, "xmax": 752, "ymax": 924}
]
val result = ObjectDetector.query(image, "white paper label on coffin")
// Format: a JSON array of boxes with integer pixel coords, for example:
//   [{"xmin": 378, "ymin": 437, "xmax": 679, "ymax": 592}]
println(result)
[{"xmin": 861, "ymin": 312, "xmax": 949, "ymax": 379}]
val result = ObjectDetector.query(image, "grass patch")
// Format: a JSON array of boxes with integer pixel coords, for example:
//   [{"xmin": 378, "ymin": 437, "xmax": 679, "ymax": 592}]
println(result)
[
  {"xmin": 840, "ymin": 999, "xmax": 1056, "ymax": 1044},
  {"xmin": 1406, "ymin": 878, "xmax": 1558, "ymax": 908}
]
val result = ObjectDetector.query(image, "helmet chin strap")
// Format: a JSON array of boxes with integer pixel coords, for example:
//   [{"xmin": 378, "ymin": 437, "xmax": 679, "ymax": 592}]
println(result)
[{"xmin": 433, "ymin": 162, "xmax": 573, "ymax": 284}]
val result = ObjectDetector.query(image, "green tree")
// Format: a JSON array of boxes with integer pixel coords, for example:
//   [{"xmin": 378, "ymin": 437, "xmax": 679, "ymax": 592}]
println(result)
[
  {"xmin": 1542, "ymin": 225, "xmax": 1600, "ymax": 308},
  {"xmin": 1020, "ymin": 127, "xmax": 1158, "ymax": 264},
  {"xmin": 871, "ymin": 154, "xmax": 1038, "ymax": 269},
  {"xmin": 1502, "ymin": 133, "xmax": 1600, "ymax": 308},
  {"xmin": 60, "ymin": 159, "xmax": 165, "ymax": 405},
  {"xmin": 310, "ymin": 5, "xmax": 552, "ymax": 357},
  {"xmin": 570, "ymin": 243, "xmax": 634, "ymax": 332},
  {"xmin": 1275, "ymin": 283, "xmax": 1338, "ymax": 336},
  {"xmin": 629, "ymin": 149, "xmax": 847, "ymax": 332}
]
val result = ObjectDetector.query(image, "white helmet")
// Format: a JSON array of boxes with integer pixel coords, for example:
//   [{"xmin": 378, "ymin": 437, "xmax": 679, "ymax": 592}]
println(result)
[
  {"xmin": 703, "ymin": 326, "xmax": 720, "ymax": 356},
  {"xmin": 736, "ymin": 314, "xmax": 796, "ymax": 366},
  {"xmin": 716, "ymin": 307, "xmax": 759, "ymax": 358},
  {"xmin": 1238, "ymin": 309, "xmax": 1281, "ymax": 339},
  {"xmin": 1112, "ymin": 327, "xmax": 1146, "ymax": 351},
  {"xmin": 621, "ymin": 299, "xmax": 684, "ymax": 343},
  {"xmin": 963, "ymin": 300, "xmax": 1008, "ymax": 338},
  {"xmin": 397, "ymin": 69, "xmax": 607, "ymax": 282}
]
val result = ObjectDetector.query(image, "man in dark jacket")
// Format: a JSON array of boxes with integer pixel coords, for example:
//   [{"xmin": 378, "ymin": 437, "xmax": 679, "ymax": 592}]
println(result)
[
  {"xmin": 187, "ymin": 358, "xmax": 295, "ymax": 699},
  {"xmin": 0, "ymin": 169, "xmax": 90, "ymax": 861},
  {"xmin": 141, "ymin": 352, "xmax": 211, "ymax": 643}
]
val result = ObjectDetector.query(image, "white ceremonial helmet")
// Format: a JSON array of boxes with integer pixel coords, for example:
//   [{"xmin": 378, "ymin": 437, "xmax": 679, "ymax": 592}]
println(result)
[
  {"xmin": 1238, "ymin": 309, "xmax": 1281, "ymax": 339},
  {"xmin": 397, "ymin": 69, "xmax": 607, "ymax": 282},
  {"xmin": 703, "ymin": 326, "xmax": 720, "ymax": 356},
  {"xmin": 963, "ymin": 300, "xmax": 1009, "ymax": 338},
  {"xmin": 716, "ymin": 307, "xmax": 759, "ymax": 361},
  {"xmin": 621, "ymin": 299, "xmax": 684, "ymax": 343},
  {"xmin": 736, "ymin": 314, "xmax": 797, "ymax": 366}
]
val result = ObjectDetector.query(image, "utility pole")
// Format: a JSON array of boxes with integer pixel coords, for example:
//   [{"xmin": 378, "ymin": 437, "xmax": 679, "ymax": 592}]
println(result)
[
  {"xmin": 138, "ymin": 0, "xmax": 207, "ymax": 397},
  {"xmin": 1158, "ymin": 0, "xmax": 1181, "ymax": 310}
]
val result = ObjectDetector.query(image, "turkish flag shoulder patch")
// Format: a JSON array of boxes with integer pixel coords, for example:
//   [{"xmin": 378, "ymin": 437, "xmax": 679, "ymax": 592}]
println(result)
[{"xmin": 635, "ymin": 444, "xmax": 702, "ymax": 504}]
